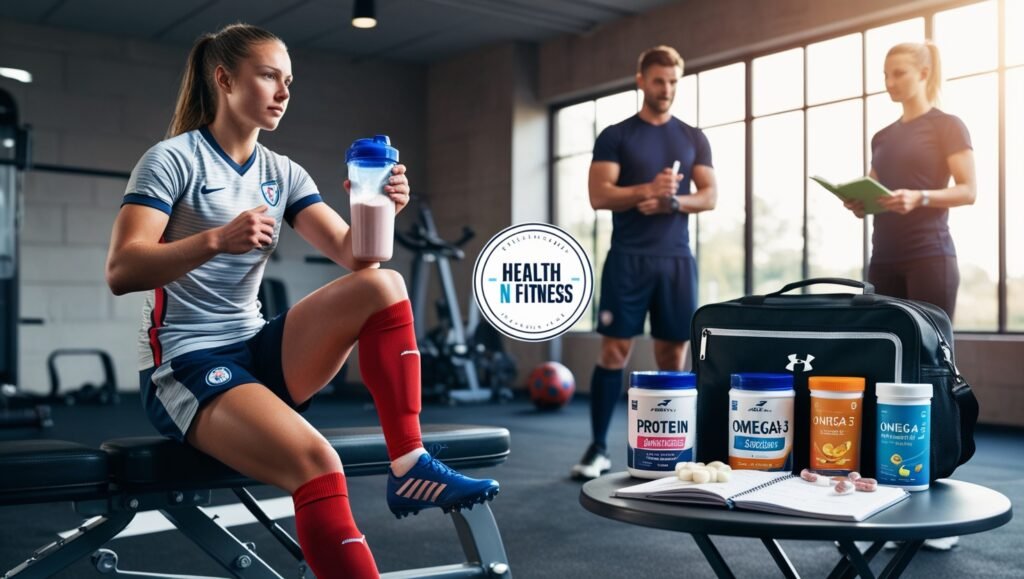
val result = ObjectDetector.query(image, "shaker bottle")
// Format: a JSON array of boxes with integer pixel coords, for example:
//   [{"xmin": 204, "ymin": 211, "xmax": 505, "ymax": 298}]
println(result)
[{"xmin": 346, "ymin": 135, "xmax": 399, "ymax": 262}]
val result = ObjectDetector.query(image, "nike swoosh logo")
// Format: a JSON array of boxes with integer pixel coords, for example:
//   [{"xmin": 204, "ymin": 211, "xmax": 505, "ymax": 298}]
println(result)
[{"xmin": 200, "ymin": 185, "xmax": 225, "ymax": 194}]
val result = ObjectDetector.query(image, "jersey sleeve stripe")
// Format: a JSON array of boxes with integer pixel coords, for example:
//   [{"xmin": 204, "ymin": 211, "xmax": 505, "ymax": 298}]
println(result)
[
  {"xmin": 284, "ymin": 194, "xmax": 323, "ymax": 227},
  {"xmin": 123, "ymin": 194, "xmax": 172, "ymax": 214}
]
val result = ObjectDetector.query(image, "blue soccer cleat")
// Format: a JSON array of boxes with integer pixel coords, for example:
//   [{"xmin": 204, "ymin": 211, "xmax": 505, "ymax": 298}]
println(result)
[{"xmin": 387, "ymin": 453, "xmax": 500, "ymax": 518}]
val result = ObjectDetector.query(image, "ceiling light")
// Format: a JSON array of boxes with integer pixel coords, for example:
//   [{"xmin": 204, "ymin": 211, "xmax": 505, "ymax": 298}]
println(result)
[
  {"xmin": 352, "ymin": 0, "xmax": 376, "ymax": 29},
  {"xmin": 0, "ymin": 67, "xmax": 32, "ymax": 83}
]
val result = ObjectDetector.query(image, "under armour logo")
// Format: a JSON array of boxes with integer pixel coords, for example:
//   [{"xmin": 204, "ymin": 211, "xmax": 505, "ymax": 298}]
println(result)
[
  {"xmin": 786, "ymin": 354, "xmax": 815, "ymax": 372},
  {"xmin": 657, "ymin": 399, "xmax": 672, "ymax": 407}
]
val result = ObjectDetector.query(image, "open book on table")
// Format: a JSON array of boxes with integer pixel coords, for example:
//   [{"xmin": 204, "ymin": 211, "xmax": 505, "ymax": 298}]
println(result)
[
  {"xmin": 810, "ymin": 175, "xmax": 893, "ymax": 215},
  {"xmin": 614, "ymin": 470, "xmax": 909, "ymax": 522}
]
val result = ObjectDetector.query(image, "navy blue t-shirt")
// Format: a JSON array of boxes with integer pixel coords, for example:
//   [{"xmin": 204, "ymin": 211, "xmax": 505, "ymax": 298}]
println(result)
[
  {"xmin": 592, "ymin": 115, "xmax": 713, "ymax": 256},
  {"xmin": 870, "ymin": 108, "xmax": 972, "ymax": 263}
]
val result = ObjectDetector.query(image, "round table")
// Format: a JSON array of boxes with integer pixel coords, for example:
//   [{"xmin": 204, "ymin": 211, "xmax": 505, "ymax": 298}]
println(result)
[{"xmin": 581, "ymin": 472, "xmax": 1012, "ymax": 578}]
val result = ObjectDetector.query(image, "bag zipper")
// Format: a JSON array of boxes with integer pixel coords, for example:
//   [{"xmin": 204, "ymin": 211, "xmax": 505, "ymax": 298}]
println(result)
[
  {"xmin": 698, "ymin": 327, "xmax": 903, "ymax": 380},
  {"xmin": 879, "ymin": 298, "xmax": 967, "ymax": 387}
]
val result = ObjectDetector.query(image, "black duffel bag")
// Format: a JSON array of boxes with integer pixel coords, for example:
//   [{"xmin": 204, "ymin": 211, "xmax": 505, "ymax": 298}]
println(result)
[{"xmin": 690, "ymin": 277, "xmax": 978, "ymax": 482}]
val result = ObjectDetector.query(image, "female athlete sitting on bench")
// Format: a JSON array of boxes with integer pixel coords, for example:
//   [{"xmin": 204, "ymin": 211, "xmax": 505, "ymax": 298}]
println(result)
[{"xmin": 104, "ymin": 23, "xmax": 498, "ymax": 579}]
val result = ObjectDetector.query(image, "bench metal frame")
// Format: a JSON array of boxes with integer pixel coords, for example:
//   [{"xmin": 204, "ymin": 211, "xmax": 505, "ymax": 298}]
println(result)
[{"xmin": 4, "ymin": 484, "xmax": 510, "ymax": 579}]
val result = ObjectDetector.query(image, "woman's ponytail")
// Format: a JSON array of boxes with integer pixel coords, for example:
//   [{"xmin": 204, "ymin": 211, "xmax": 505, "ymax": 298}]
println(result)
[
  {"xmin": 923, "ymin": 40, "xmax": 942, "ymax": 106},
  {"xmin": 167, "ymin": 34, "xmax": 216, "ymax": 138}
]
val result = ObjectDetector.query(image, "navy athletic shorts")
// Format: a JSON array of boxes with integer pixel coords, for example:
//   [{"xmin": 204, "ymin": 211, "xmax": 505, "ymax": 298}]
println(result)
[
  {"xmin": 596, "ymin": 250, "xmax": 697, "ymax": 342},
  {"xmin": 138, "ymin": 310, "xmax": 310, "ymax": 443}
]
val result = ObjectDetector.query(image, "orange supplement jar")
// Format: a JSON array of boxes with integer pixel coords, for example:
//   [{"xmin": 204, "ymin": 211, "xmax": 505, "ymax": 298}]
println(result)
[{"xmin": 808, "ymin": 376, "xmax": 864, "ymax": 476}]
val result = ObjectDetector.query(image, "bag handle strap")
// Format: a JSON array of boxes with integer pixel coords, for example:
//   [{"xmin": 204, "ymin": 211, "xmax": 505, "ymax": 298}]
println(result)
[
  {"xmin": 768, "ymin": 277, "xmax": 875, "ymax": 296},
  {"xmin": 740, "ymin": 278, "xmax": 876, "ymax": 305}
]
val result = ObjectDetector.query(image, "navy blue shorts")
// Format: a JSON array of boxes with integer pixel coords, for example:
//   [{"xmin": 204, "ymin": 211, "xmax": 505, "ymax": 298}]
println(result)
[
  {"xmin": 139, "ymin": 311, "xmax": 310, "ymax": 443},
  {"xmin": 596, "ymin": 251, "xmax": 697, "ymax": 342}
]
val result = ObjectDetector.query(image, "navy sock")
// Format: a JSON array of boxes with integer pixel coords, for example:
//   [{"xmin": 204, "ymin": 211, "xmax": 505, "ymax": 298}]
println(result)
[{"xmin": 589, "ymin": 366, "xmax": 624, "ymax": 453}]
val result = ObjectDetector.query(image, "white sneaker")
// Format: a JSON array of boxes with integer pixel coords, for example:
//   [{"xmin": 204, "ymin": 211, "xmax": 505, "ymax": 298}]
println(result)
[
  {"xmin": 571, "ymin": 445, "xmax": 612, "ymax": 480},
  {"xmin": 884, "ymin": 536, "xmax": 959, "ymax": 551},
  {"xmin": 923, "ymin": 536, "xmax": 960, "ymax": 551}
]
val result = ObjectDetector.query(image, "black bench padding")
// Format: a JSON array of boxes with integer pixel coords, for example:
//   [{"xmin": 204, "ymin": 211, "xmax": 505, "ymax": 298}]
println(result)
[
  {"xmin": 103, "ymin": 424, "xmax": 509, "ymax": 490},
  {"xmin": 0, "ymin": 440, "xmax": 108, "ymax": 504}
]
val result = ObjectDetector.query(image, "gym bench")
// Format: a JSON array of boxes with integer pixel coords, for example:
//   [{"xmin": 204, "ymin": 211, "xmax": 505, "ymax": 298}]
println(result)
[{"xmin": 0, "ymin": 424, "xmax": 512, "ymax": 578}]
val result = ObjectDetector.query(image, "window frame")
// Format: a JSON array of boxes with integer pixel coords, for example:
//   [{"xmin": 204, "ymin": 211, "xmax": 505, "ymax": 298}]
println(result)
[{"xmin": 549, "ymin": 0, "xmax": 1018, "ymax": 334}]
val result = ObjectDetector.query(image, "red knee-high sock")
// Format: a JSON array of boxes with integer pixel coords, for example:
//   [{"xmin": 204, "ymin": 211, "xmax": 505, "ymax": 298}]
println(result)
[
  {"xmin": 358, "ymin": 300, "xmax": 423, "ymax": 460},
  {"xmin": 293, "ymin": 472, "xmax": 379, "ymax": 579}
]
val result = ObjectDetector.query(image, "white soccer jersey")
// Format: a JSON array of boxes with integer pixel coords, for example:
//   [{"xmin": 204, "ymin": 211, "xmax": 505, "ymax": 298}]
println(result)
[{"xmin": 123, "ymin": 127, "xmax": 322, "ymax": 370}]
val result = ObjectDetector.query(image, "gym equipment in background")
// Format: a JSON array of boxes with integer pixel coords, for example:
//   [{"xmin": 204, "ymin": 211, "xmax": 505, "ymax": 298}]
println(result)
[
  {"xmin": 397, "ymin": 199, "xmax": 516, "ymax": 404},
  {"xmin": 48, "ymin": 349, "xmax": 120, "ymax": 406},
  {"xmin": 527, "ymin": 361, "xmax": 575, "ymax": 410},
  {"xmin": 0, "ymin": 87, "xmax": 51, "ymax": 429}
]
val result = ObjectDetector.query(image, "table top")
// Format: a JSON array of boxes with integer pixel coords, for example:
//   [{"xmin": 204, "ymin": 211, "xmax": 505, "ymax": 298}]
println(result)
[{"xmin": 580, "ymin": 472, "xmax": 1013, "ymax": 541}]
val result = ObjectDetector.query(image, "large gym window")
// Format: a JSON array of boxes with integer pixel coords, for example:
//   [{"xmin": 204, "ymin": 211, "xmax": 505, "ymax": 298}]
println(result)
[{"xmin": 551, "ymin": 0, "xmax": 1021, "ymax": 334}]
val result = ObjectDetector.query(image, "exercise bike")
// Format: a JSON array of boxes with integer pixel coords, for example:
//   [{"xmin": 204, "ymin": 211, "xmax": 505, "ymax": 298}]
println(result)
[{"xmin": 396, "ymin": 201, "xmax": 516, "ymax": 404}]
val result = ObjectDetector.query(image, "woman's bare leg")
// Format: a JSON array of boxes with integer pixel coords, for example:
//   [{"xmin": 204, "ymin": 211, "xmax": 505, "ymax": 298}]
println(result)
[{"xmin": 187, "ymin": 384, "xmax": 379, "ymax": 578}]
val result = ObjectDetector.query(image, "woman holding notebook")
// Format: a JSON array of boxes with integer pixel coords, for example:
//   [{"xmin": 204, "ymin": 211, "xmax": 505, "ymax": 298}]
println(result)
[
  {"xmin": 846, "ymin": 41, "xmax": 975, "ymax": 551},
  {"xmin": 845, "ymin": 41, "xmax": 976, "ymax": 321}
]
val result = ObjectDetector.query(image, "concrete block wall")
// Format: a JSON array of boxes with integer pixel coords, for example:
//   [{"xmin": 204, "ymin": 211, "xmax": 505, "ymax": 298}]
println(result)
[{"xmin": 1, "ymin": 19, "xmax": 427, "ymax": 394}]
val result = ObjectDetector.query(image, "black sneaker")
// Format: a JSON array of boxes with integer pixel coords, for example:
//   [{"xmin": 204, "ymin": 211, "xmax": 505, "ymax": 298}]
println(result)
[{"xmin": 571, "ymin": 444, "xmax": 611, "ymax": 480}]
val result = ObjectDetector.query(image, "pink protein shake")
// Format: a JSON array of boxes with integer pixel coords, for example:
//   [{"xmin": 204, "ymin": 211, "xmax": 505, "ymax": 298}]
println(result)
[{"xmin": 346, "ymin": 135, "xmax": 399, "ymax": 262}]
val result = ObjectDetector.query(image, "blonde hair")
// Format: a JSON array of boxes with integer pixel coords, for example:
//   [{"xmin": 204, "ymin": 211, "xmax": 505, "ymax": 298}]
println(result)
[
  {"xmin": 887, "ymin": 41, "xmax": 942, "ymax": 105},
  {"xmin": 167, "ymin": 23, "xmax": 283, "ymax": 138},
  {"xmin": 637, "ymin": 45, "xmax": 684, "ymax": 76}
]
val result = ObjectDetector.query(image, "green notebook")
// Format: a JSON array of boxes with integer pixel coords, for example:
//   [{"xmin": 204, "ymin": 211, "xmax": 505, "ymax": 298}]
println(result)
[{"xmin": 810, "ymin": 175, "xmax": 893, "ymax": 215}]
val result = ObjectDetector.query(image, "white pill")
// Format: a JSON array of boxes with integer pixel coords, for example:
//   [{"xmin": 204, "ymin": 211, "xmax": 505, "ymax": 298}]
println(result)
[
  {"xmin": 675, "ymin": 462, "xmax": 692, "ymax": 472},
  {"xmin": 692, "ymin": 469, "xmax": 711, "ymax": 484},
  {"xmin": 695, "ymin": 462, "xmax": 706, "ymax": 467},
  {"xmin": 717, "ymin": 465, "xmax": 732, "ymax": 472},
  {"xmin": 677, "ymin": 469, "xmax": 694, "ymax": 482},
  {"xmin": 716, "ymin": 470, "xmax": 732, "ymax": 482},
  {"xmin": 707, "ymin": 461, "xmax": 726, "ymax": 469},
  {"xmin": 833, "ymin": 480, "xmax": 855, "ymax": 495}
]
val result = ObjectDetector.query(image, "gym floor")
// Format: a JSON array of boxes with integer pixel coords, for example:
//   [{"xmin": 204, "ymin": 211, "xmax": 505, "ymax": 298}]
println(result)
[{"xmin": 1, "ymin": 392, "xmax": 1021, "ymax": 578}]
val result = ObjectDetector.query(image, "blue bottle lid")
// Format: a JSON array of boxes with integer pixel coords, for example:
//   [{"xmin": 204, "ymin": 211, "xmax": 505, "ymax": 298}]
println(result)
[
  {"xmin": 730, "ymin": 372, "xmax": 794, "ymax": 391},
  {"xmin": 346, "ymin": 135, "xmax": 399, "ymax": 165},
  {"xmin": 630, "ymin": 371, "xmax": 696, "ymax": 390}
]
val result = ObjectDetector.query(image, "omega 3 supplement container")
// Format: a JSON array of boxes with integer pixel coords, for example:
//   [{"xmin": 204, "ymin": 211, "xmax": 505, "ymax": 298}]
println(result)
[
  {"xmin": 809, "ymin": 376, "xmax": 865, "ymax": 476},
  {"xmin": 876, "ymin": 382, "xmax": 932, "ymax": 491},
  {"xmin": 728, "ymin": 373, "xmax": 795, "ymax": 471},
  {"xmin": 628, "ymin": 371, "xmax": 697, "ymax": 479}
]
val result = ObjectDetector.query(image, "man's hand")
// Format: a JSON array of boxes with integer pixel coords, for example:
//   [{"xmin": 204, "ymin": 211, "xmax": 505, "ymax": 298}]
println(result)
[
  {"xmin": 637, "ymin": 195, "xmax": 678, "ymax": 215},
  {"xmin": 644, "ymin": 167, "xmax": 682, "ymax": 199},
  {"xmin": 215, "ymin": 205, "xmax": 276, "ymax": 253}
]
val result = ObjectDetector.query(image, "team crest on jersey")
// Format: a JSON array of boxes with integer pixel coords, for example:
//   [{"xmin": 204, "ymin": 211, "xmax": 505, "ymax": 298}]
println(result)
[
  {"xmin": 205, "ymin": 366, "xmax": 232, "ymax": 386},
  {"xmin": 260, "ymin": 180, "xmax": 280, "ymax": 206}
]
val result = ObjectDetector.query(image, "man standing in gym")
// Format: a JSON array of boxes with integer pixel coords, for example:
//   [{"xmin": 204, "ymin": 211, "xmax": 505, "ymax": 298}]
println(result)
[{"xmin": 572, "ymin": 46, "xmax": 718, "ymax": 480}]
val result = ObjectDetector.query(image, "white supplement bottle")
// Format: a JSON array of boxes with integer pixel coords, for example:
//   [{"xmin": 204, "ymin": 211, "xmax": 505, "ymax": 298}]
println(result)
[
  {"xmin": 728, "ymin": 373, "xmax": 795, "ymax": 471},
  {"xmin": 876, "ymin": 383, "xmax": 932, "ymax": 491},
  {"xmin": 627, "ymin": 371, "xmax": 697, "ymax": 479}
]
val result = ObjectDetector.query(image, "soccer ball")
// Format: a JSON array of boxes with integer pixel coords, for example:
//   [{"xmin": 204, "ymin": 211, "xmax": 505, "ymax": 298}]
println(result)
[{"xmin": 528, "ymin": 362, "xmax": 575, "ymax": 410}]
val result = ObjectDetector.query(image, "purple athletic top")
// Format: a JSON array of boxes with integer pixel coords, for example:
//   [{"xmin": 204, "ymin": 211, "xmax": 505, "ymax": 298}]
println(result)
[{"xmin": 870, "ymin": 108, "xmax": 972, "ymax": 264}]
